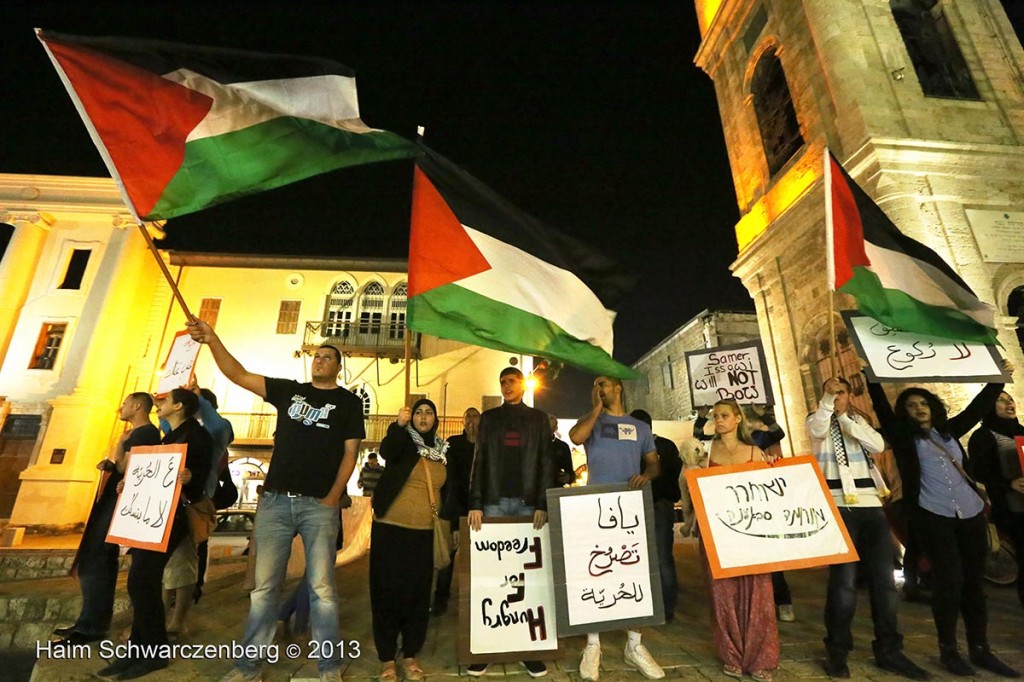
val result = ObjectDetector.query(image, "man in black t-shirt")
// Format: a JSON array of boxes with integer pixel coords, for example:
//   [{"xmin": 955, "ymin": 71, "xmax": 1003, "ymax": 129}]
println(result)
[
  {"xmin": 52, "ymin": 392, "xmax": 161, "ymax": 647},
  {"xmin": 189, "ymin": 320, "xmax": 362, "ymax": 682}
]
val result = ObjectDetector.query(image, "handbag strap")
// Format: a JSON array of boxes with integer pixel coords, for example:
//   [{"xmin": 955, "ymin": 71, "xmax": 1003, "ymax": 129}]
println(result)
[
  {"xmin": 927, "ymin": 435, "xmax": 981, "ymax": 489},
  {"xmin": 421, "ymin": 458, "xmax": 439, "ymax": 517}
]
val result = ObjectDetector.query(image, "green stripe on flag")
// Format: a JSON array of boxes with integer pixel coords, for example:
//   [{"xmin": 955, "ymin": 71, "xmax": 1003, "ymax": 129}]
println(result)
[
  {"xmin": 148, "ymin": 116, "xmax": 416, "ymax": 220},
  {"xmin": 841, "ymin": 266, "xmax": 999, "ymax": 345},
  {"xmin": 409, "ymin": 283, "xmax": 639, "ymax": 379}
]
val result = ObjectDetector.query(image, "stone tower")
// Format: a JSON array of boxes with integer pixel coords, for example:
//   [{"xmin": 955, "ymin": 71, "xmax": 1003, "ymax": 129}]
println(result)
[{"xmin": 694, "ymin": 0, "xmax": 1024, "ymax": 454}]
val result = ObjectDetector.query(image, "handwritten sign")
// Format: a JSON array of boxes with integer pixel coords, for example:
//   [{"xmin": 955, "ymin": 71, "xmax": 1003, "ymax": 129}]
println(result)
[
  {"xmin": 547, "ymin": 484, "xmax": 663, "ymax": 636},
  {"xmin": 106, "ymin": 445, "xmax": 186, "ymax": 552},
  {"xmin": 1016, "ymin": 437, "xmax": 1024, "ymax": 478},
  {"xmin": 156, "ymin": 330, "xmax": 201, "ymax": 396},
  {"xmin": 841, "ymin": 311, "xmax": 1008, "ymax": 383},
  {"xmin": 685, "ymin": 340, "xmax": 774, "ymax": 407},
  {"xmin": 686, "ymin": 456, "xmax": 857, "ymax": 579}
]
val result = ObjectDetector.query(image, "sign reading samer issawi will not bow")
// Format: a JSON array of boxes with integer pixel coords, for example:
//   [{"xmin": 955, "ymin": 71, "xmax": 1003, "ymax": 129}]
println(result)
[
  {"xmin": 684, "ymin": 340, "xmax": 775, "ymax": 407},
  {"xmin": 686, "ymin": 456, "xmax": 858, "ymax": 579}
]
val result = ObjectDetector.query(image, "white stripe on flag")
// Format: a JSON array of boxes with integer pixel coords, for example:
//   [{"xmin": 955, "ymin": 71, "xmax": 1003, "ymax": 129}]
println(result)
[{"xmin": 454, "ymin": 226, "xmax": 616, "ymax": 354}]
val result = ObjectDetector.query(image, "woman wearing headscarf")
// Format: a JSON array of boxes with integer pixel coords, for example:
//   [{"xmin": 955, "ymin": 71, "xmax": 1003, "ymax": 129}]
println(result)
[
  {"xmin": 968, "ymin": 390, "xmax": 1024, "ymax": 608},
  {"xmin": 867, "ymin": 374, "xmax": 1018, "ymax": 678},
  {"xmin": 370, "ymin": 399, "xmax": 449, "ymax": 682}
]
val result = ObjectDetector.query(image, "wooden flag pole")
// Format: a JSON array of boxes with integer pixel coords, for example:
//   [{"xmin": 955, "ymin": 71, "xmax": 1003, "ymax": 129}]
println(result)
[
  {"xmin": 136, "ymin": 222, "xmax": 196, "ymax": 322},
  {"xmin": 402, "ymin": 125, "xmax": 426, "ymax": 408},
  {"xmin": 829, "ymin": 291, "xmax": 840, "ymax": 378}
]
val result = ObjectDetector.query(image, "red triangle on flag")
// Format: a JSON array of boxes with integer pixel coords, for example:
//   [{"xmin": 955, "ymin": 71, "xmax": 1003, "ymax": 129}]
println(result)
[
  {"xmin": 409, "ymin": 166, "xmax": 491, "ymax": 297},
  {"xmin": 43, "ymin": 37, "xmax": 212, "ymax": 217}
]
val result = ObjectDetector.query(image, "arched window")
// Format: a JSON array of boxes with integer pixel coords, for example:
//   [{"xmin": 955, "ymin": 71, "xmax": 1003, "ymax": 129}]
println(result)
[
  {"xmin": 751, "ymin": 49, "xmax": 804, "ymax": 177},
  {"xmin": 388, "ymin": 282, "xmax": 408, "ymax": 340},
  {"xmin": 348, "ymin": 384, "xmax": 374, "ymax": 417},
  {"xmin": 357, "ymin": 281, "xmax": 385, "ymax": 336},
  {"xmin": 324, "ymin": 280, "xmax": 355, "ymax": 337},
  {"xmin": 890, "ymin": 0, "xmax": 979, "ymax": 100}
]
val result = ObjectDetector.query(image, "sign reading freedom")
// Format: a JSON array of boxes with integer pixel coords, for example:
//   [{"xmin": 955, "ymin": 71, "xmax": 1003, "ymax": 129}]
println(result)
[
  {"xmin": 686, "ymin": 456, "xmax": 857, "ymax": 579},
  {"xmin": 685, "ymin": 340, "xmax": 774, "ymax": 407}
]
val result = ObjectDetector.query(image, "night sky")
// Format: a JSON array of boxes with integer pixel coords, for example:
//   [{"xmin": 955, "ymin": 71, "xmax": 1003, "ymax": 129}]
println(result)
[{"xmin": 3, "ymin": 2, "xmax": 1020, "ymax": 415}]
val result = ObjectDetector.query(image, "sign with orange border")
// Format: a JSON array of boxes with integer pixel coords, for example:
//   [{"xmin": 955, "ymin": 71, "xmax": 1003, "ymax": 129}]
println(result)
[
  {"xmin": 106, "ymin": 444, "xmax": 186, "ymax": 552},
  {"xmin": 156, "ymin": 329, "xmax": 201, "ymax": 396},
  {"xmin": 686, "ymin": 455, "xmax": 858, "ymax": 579},
  {"xmin": 1016, "ymin": 437, "xmax": 1024, "ymax": 478}
]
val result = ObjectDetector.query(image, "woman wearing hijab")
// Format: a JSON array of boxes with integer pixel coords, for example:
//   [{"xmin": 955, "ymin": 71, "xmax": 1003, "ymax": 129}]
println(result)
[
  {"xmin": 968, "ymin": 390, "xmax": 1024, "ymax": 608},
  {"xmin": 370, "ymin": 399, "xmax": 449, "ymax": 682},
  {"xmin": 867, "ymin": 374, "xmax": 1019, "ymax": 678}
]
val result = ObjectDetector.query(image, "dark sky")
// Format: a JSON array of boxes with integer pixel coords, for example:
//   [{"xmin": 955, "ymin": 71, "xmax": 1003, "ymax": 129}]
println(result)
[{"xmin": 12, "ymin": 2, "xmax": 1017, "ymax": 414}]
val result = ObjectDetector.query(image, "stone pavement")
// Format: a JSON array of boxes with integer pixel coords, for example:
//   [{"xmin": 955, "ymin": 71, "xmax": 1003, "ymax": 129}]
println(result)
[{"xmin": 21, "ymin": 541, "xmax": 1024, "ymax": 682}]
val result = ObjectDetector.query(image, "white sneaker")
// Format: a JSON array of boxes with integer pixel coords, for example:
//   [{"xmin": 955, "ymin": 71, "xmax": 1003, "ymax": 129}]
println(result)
[
  {"xmin": 580, "ymin": 642, "xmax": 601, "ymax": 681},
  {"xmin": 218, "ymin": 669, "xmax": 262, "ymax": 682},
  {"xmin": 624, "ymin": 643, "xmax": 665, "ymax": 679}
]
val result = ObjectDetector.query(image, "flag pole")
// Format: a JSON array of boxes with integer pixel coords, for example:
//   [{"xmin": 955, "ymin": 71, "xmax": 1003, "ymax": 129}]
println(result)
[
  {"xmin": 823, "ymin": 147, "xmax": 840, "ymax": 378},
  {"xmin": 829, "ymin": 291, "xmax": 840, "ymax": 378},
  {"xmin": 136, "ymin": 222, "xmax": 196, "ymax": 322},
  {"xmin": 403, "ymin": 126, "xmax": 427, "ymax": 407}
]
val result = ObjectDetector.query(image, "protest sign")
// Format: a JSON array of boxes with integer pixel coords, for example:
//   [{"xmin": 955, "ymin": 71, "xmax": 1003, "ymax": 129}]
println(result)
[
  {"xmin": 156, "ymin": 329, "xmax": 201, "ymax": 396},
  {"xmin": 842, "ymin": 311, "xmax": 1007, "ymax": 383},
  {"xmin": 547, "ymin": 484, "xmax": 663, "ymax": 636},
  {"xmin": 457, "ymin": 518, "xmax": 561, "ymax": 663},
  {"xmin": 1017, "ymin": 437, "xmax": 1024, "ymax": 478},
  {"xmin": 685, "ymin": 340, "xmax": 774, "ymax": 407},
  {"xmin": 686, "ymin": 456, "xmax": 857, "ymax": 579},
  {"xmin": 106, "ymin": 444, "xmax": 186, "ymax": 552}
]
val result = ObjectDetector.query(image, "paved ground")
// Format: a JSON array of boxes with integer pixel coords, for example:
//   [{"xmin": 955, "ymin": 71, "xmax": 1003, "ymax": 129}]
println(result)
[{"xmin": 21, "ymin": 541, "xmax": 1024, "ymax": 682}]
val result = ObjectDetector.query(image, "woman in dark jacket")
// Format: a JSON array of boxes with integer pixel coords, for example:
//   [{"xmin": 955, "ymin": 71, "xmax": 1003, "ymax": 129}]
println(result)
[
  {"xmin": 370, "ymin": 399, "xmax": 448, "ymax": 682},
  {"xmin": 867, "ymin": 377, "xmax": 1017, "ymax": 678},
  {"xmin": 99, "ymin": 387, "xmax": 212, "ymax": 679},
  {"xmin": 968, "ymin": 390, "xmax": 1024, "ymax": 608}
]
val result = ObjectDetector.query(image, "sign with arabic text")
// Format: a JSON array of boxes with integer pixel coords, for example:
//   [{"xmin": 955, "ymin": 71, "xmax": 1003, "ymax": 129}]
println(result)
[
  {"xmin": 841, "ymin": 311, "xmax": 1007, "ymax": 383},
  {"xmin": 457, "ymin": 518, "xmax": 561, "ymax": 664},
  {"xmin": 685, "ymin": 340, "xmax": 774, "ymax": 407},
  {"xmin": 686, "ymin": 456, "xmax": 857, "ymax": 579},
  {"xmin": 106, "ymin": 445, "xmax": 186, "ymax": 552},
  {"xmin": 156, "ymin": 329, "xmax": 201, "ymax": 396},
  {"xmin": 547, "ymin": 484, "xmax": 663, "ymax": 635}
]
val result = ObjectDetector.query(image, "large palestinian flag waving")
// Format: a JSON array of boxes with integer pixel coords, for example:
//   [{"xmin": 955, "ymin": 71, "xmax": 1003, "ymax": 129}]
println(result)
[
  {"xmin": 36, "ymin": 30, "xmax": 415, "ymax": 222},
  {"xmin": 409, "ymin": 147, "xmax": 637, "ymax": 378},
  {"xmin": 825, "ymin": 150, "xmax": 997, "ymax": 345}
]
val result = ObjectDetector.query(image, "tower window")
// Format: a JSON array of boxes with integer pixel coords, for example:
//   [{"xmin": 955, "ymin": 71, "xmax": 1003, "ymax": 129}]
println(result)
[
  {"xmin": 751, "ymin": 49, "xmax": 805, "ymax": 177},
  {"xmin": 29, "ymin": 323, "xmax": 67, "ymax": 370},
  {"xmin": 59, "ymin": 249, "xmax": 92, "ymax": 290},
  {"xmin": 890, "ymin": 0, "xmax": 980, "ymax": 100}
]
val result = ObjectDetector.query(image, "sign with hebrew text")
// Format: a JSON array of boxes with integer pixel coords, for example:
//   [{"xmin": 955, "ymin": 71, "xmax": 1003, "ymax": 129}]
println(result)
[
  {"xmin": 547, "ymin": 484, "xmax": 663, "ymax": 635},
  {"xmin": 686, "ymin": 456, "xmax": 857, "ymax": 579},
  {"xmin": 685, "ymin": 340, "xmax": 774, "ymax": 407},
  {"xmin": 106, "ymin": 444, "xmax": 186, "ymax": 552},
  {"xmin": 156, "ymin": 329, "xmax": 201, "ymax": 396},
  {"xmin": 842, "ymin": 311, "xmax": 1007, "ymax": 383}
]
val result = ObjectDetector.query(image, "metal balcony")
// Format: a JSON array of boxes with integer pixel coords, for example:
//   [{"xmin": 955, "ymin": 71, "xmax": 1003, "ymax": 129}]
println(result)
[{"xmin": 302, "ymin": 320, "xmax": 420, "ymax": 359}]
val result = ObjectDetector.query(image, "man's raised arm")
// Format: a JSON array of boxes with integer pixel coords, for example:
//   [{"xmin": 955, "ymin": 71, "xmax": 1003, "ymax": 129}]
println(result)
[{"xmin": 187, "ymin": 319, "xmax": 266, "ymax": 398}]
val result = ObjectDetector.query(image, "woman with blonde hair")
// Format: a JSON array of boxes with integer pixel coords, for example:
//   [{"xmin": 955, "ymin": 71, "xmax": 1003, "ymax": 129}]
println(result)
[{"xmin": 703, "ymin": 399, "xmax": 779, "ymax": 682}]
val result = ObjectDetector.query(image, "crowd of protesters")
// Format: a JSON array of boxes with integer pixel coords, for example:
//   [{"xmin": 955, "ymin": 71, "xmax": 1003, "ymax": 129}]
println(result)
[{"xmin": 46, "ymin": 327, "xmax": 1022, "ymax": 682}]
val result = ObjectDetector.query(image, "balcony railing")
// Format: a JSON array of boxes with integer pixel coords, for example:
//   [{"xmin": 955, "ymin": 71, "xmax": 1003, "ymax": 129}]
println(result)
[
  {"xmin": 302, "ymin": 320, "xmax": 420, "ymax": 358},
  {"xmin": 223, "ymin": 412, "xmax": 466, "ymax": 444}
]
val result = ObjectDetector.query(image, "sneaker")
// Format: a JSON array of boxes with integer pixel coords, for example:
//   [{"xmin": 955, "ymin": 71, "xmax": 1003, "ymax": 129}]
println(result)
[
  {"xmin": 523, "ymin": 661, "xmax": 548, "ymax": 678},
  {"xmin": 467, "ymin": 663, "xmax": 489, "ymax": 677},
  {"xmin": 877, "ymin": 651, "xmax": 931, "ymax": 680},
  {"xmin": 580, "ymin": 643, "xmax": 601, "ymax": 681},
  {"xmin": 623, "ymin": 643, "xmax": 665, "ymax": 680},
  {"xmin": 218, "ymin": 668, "xmax": 263, "ymax": 682},
  {"xmin": 52, "ymin": 625, "xmax": 76, "ymax": 638},
  {"xmin": 776, "ymin": 604, "xmax": 795, "ymax": 622},
  {"xmin": 969, "ymin": 646, "xmax": 1021, "ymax": 678},
  {"xmin": 320, "ymin": 669, "xmax": 344, "ymax": 682}
]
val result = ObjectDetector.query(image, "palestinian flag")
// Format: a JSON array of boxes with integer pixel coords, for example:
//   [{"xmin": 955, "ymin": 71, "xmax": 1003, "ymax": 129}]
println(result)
[
  {"xmin": 409, "ymin": 146, "xmax": 638, "ymax": 378},
  {"xmin": 36, "ymin": 30, "xmax": 415, "ymax": 222},
  {"xmin": 825, "ymin": 150, "xmax": 997, "ymax": 345}
]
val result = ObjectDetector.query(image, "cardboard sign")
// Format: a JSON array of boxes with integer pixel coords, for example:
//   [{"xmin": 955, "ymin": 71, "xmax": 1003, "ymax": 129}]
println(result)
[
  {"xmin": 156, "ymin": 329, "xmax": 201, "ymax": 396},
  {"xmin": 547, "ymin": 484, "xmax": 664, "ymax": 636},
  {"xmin": 1016, "ymin": 437, "xmax": 1024, "ymax": 479},
  {"xmin": 106, "ymin": 444, "xmax": 186, "ymax": 552},
  {"xmin": 687, "ymin": 456, "xmax": 857, "ymax": 579},
  {"xmin": 685, "ymin": 340, "xmax": 774, "ymax": 407},
  {"xmin": 842, "ymin": 311, "xmax": 1007, "ymax": 383}
]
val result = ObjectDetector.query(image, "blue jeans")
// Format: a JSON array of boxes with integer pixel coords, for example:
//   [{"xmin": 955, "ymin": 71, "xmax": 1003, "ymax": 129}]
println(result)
[
  {"xmin": 235, "ymin": 492, "xmax": 342, "ymax": 674},
  {"xmin": 483, "ymin": 497, "xmax": 535, "ymax": 518},
  {"xmin": 653, "ymin": 499, "xmax": 678, "ymax": 618}
]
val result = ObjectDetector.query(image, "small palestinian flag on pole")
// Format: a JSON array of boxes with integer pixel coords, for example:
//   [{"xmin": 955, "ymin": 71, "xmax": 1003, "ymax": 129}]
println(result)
[
  {"xmin": 36, "ymin": 30, "xmax": 415, "ymax": 222},
  {"xmin": 409, "ymin": 146, "xmax": 638, "ymax": 379},
  {"xmin": 825, "ymin": 149, "xmax": 998, "ymax": 345}
]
